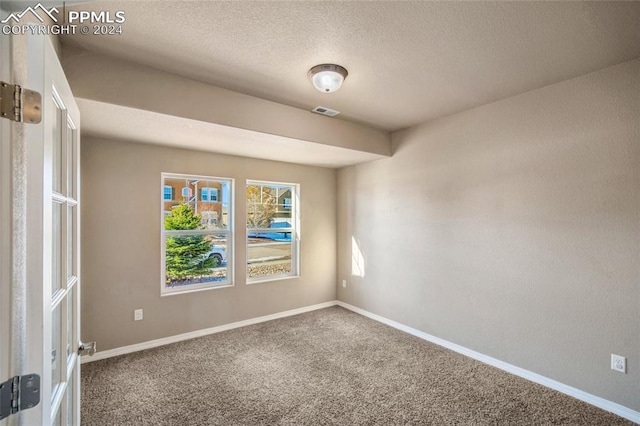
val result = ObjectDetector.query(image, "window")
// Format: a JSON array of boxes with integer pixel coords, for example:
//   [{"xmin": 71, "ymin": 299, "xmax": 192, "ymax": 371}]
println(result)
[
  {"xmin": 246, "ymin": 181, "xmax": 299, "ymax": 283},
  {"xmin": 201, "ymin": 187, "xmax": 218, "ymax": 202},
  {"xmin": 161, "ymin": 173, "xmax": 233, "ymax": 295},
  {"xmin": 163, "ymin": 185, "xmax": 174, "ymax": 201}
]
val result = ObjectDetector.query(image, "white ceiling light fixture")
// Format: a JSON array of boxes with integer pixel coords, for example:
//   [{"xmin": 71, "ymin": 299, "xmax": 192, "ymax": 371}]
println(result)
[{"xmin": 308, "ymin": 64, "xmax": 348, "ymax": 93}]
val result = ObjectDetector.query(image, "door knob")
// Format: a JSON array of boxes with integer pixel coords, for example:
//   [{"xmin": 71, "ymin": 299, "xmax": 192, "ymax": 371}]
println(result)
[{"xmin": 78, "ymin": 341, "xmax": 96, "ymax": 356}]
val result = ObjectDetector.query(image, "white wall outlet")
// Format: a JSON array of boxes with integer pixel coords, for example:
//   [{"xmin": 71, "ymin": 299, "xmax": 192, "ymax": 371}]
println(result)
[
  {"xmin": 342, "ymin": 280, "xmax": 347, "ymax": 288},
  {"xmin": 611, "ymin": 354, "xmax": 626, "ymax": 373},
  {"xmin": 134, "ymin": 309, "xmax": 143, "ymax": 321}
]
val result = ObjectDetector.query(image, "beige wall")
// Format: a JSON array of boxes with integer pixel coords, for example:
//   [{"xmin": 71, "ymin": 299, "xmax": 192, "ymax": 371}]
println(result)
[
  {"xmin": 337, "ymin": 59, "xmax": 640, "ymax": 410},
  {"xmin": 82, "ymin": 138, "xmax": 337, "ymax": 351}
]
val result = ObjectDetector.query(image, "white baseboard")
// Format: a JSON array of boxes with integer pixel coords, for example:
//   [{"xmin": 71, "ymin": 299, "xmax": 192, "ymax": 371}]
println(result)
[
  {"xmin": 82, "ymin": 300, "xmax": 338, "ymax": 364},
  {"xmin": 336, "ymin": 301, "xmax": 640, "ymax": 425}
]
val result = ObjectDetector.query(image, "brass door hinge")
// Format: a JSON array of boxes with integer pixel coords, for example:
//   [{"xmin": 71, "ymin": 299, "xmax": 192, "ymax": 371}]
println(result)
[{"xmin": 0, "ymin": 81, "xmax": 41, "ymax": 124}]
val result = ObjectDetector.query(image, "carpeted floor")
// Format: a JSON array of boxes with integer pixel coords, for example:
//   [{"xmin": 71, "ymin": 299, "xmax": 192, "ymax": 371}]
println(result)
[{"xmin": 81, "ymin": 306, "xmax": 633, "ymax": 425}]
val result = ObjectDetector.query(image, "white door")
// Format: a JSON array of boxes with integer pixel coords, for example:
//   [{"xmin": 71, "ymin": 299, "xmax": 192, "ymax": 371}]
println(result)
[{"xmin": 1, "ymin": 32, "xmax": 81, "ymax": 426}]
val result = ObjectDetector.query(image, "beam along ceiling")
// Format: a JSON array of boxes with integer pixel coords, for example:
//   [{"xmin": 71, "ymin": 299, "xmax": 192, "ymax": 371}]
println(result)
[{"xmin": 61, "ymin": 1, "xmax": 640, "ymax": 133}]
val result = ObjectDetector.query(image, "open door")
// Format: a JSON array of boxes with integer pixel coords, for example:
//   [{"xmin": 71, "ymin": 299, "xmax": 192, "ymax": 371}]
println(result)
[{"xmin": 0, "ymin": 31, "xmax": 82, "ymax": 425}]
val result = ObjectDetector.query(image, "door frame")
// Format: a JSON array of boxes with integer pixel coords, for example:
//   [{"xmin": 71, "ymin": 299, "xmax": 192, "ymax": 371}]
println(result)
[{"xmin": 0, "ymin": 7, "xmax": 12, "ymax": 424}]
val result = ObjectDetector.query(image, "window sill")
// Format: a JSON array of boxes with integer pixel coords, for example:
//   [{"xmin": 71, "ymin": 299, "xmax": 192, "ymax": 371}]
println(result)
[
  {"xmin": 246, "ymin": 274, "xmax": 299, "ymax": 285},
  {"xmin": 161, "ymin": 282, "xmax": 234, "ymax": 297}
]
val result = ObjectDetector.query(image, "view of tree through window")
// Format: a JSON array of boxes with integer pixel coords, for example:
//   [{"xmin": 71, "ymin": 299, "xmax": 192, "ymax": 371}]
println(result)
[
  {"xmin": 161, "ymin": 174, "xmax": 232, "ymax": 294},
  {"xmin": 164, "ymin": 204, "xmax": 216, "ymax": 281},
  {"xmin": 246, "ymin": 181, "xmax": 299, "ymax": 282}
]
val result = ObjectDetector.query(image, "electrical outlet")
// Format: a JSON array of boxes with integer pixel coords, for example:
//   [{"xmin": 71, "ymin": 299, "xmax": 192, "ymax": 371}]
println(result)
[
  {"xmin": 611, "ymin": 354, "xmax": 626, "ymax": 373},
  {"xmin": 342, "ymin": 280, "xmax": 347, "ymax": 288},
  {"xmin": 134, "ymin": 309, "xmax": 143, "ymax": 321}
]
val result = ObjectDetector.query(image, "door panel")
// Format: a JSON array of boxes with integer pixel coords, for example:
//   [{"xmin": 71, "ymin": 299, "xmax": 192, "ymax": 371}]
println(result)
[{"xmin": 18, "ymin": 33, "xmax": 81, "ymax": 426}]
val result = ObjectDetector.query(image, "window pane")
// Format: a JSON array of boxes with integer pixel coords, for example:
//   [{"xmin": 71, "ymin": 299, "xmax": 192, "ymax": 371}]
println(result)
[
  {"xmin": 65, "ymin": 369, "xmax": 75, "ymax": 426},
  {"xmin": 53, "ymin": 406, "xmax": 62, "ymax": 426},
  {"xmin": 52, "ymin": 202, "xmax": 63, "ymax": 294},
  {"xmin": 164, "ymin": 234, "xmax": 228, "ymax": 288},
  {"xmin": 247, "ymin": 239, "xmax": 292, "ymax": 279},
  {"xmin": 163, "ymin": 177, "xmax": 229, "ymax": 230},
  {"xmin": 66, "ymin": 286, "xmax": 75, "ymax": 361},
  {"xmin": 51, "ymin": 304, "xmax": 63, "ymax": 395},
  {"xmin": 66, "ymin": 206, "xmax": 75, "ymax": 281},
  {"xmin": 52, "ymin": 101, "xmax": 63, "ymax": 194},
  {"xmin": 66, "ymin": 121, "xmax": 76, "ymax": 199},
  {"xmin": 247, "ymin": 184, "xmax": 293, "ymax": 227}
]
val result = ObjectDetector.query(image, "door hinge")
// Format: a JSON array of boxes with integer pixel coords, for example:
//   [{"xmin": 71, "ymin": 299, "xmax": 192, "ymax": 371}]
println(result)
[
  {"xmin": 0, "ymin": 374, "xmax": 41, "ymax": 420},
  {"xmin": 0, "ymin": 81, "xmax": 42, "ymax": 124}
]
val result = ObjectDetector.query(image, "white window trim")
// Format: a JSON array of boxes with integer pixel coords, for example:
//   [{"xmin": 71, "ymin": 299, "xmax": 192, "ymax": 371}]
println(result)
[
  {"xmin": 246, "ymin": 180, "xmax": 300, "ymax": 284},
  {"xmin": 161, "ymin": 173, "xmax": 234, "ymax": 296}
]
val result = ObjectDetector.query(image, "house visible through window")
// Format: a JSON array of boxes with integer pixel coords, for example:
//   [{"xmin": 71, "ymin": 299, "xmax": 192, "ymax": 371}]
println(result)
[
  {"xmin": 246, "ymin": 181, "xmax": 299, "ymax": 283},
  {"xmin": 161, "ymin": 173, "xmax": 233, "ymax": 295}
]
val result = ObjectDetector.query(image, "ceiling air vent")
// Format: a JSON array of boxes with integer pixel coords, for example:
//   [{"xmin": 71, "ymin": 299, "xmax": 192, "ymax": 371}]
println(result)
[{"xmin": 311, "ymin": 106, "xmax": 340, "ymax": 117}]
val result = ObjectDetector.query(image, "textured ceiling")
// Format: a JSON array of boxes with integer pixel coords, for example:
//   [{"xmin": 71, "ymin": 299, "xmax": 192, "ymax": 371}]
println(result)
[{"xmin": 62, "ymin": 1, "xmax": 640, "ymax": 132}]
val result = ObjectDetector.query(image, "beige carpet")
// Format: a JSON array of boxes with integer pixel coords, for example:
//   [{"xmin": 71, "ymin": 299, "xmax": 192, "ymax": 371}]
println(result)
[{"xmin": 81, "ymin": 306, "xmax": 633, "ymax": 425}]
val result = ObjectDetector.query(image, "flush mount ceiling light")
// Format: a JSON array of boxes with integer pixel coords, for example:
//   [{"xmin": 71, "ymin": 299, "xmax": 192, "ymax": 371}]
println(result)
[{"xmin": 308, "ymin": 64, "xmax": 348, "ymax": 93}]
